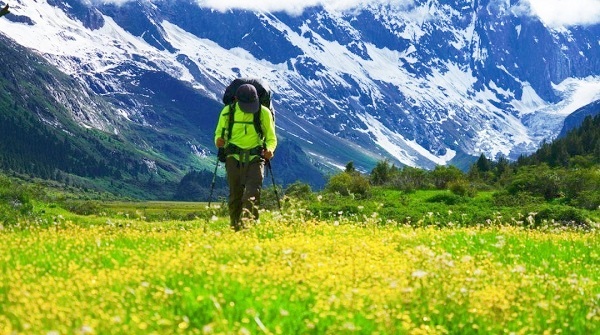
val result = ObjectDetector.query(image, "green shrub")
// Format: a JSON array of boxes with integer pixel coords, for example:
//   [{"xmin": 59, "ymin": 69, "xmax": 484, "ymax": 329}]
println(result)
[
  {"xmin": 0, "ymin": 182, "xmax": 35, "ymax": 225},
  {"xmin": 448, "ymin": 180, "xmax": 477, "ymax": 197},
  {"xmin": 325, "ymin": 172, "xmax": 371, "ymax": 198},
  {"xmin": 507, "ymin": 165, "xmax": 564, "ymax": 200},
  {"xmin": 370, "ymin": 160, "xmax": 397, "ymax": 186},
  {"xmin": 562, "ymin": 169, "xmax": 600, "ymax": 209},
  {"xmin": 284, "ymin": 181, "xmax": 313, "ymax": 201},
  {"xmin": 61, "ymin": 200, "xmax": 103, "ymax": 215},
  {"xmin": 569, "ymin": 190, "xmax": 600, "ymax": 211},
  {"xmin": 492, "ymin": 190, "xmax": 545, "ymax": 207},
  {"xmin": 261, "ymin": 185, "xmax": 284, "ymax": 211},
  {"xmin": 425, "ymin": 192, "xmax": 464, "ymax": 205},
  {"xmin": 389, "ymin": 166, "xmax": 429, "ymax": 191},
  {"xmin": 430, "ymin": 165, "xmax": 465, "ymax": 189},
  {"xmin": 534, "ymin": 205, "xmax": 588, "ymax": 227}
]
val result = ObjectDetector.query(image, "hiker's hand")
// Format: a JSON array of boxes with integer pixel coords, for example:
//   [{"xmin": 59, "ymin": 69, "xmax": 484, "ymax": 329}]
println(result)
[
  {"xmin": 262, "ymin": 149, "xmax": 273, "ymax": 160},
  {"xmin": 216, "ymin": 137, "xmax": 225, "ymax": 148}
]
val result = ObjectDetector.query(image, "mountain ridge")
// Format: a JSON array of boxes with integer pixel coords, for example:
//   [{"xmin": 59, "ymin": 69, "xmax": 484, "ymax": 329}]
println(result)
[
  {"xmin": 0, "ymin": 34, "xmax": 181, "ymax": 198},
  {"xmin": 0, "ymin": 0, "xmax": 598, "ymax": 197}
]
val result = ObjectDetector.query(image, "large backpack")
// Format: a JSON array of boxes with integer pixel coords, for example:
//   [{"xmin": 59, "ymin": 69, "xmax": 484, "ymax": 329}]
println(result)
[
  {"xmin": 222, "ymin": 78, "xmax": 274, "ymax": 139},
  {"xmin": 223, "ymin": 78, "xmax": 272, "ymax": 110}
]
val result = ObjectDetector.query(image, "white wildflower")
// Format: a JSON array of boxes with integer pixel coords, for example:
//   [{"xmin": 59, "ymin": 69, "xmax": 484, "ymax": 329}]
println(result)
[{"xmin": 412, "ymin": 270, "xmax": 427, "ymax": 278}]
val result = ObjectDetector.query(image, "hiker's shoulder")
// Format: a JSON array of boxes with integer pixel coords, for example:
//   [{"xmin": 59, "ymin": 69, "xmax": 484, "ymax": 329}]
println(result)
[
  {"xmin": 219, "ymin": 104, "xmax": 232, "ymax": 115},
  {"xmin": 258, "ymin": 105, "xmax": 272, "ymax": 116}
]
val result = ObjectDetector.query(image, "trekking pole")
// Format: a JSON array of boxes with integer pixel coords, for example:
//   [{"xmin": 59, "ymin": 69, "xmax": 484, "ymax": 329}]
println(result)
[
  {"xmin": 207, "ymin": 155, "xmax": 219, "ymax": 208},
  {"xmin": 209, "ymin": 129, "xmax": 227, "ymax": 208},
  {"xmin": 265, "ymin": 159, "xmax": 281, "ymax": 211}
]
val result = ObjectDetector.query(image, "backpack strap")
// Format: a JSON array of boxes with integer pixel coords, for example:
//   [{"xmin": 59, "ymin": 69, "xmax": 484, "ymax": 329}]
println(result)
[
  {"xmin": 226, "ymin": 103, "xmax": 236, "ymax": 141},
  {"xmin": 253, "ymin": 110, "xmax": 264, "ymax": 141}
]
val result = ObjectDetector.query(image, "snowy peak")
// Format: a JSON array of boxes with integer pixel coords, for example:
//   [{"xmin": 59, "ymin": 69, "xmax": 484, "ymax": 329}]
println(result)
[{"xmin": 1, "ymin": 0, "xmax": 599, "ymax": 176}]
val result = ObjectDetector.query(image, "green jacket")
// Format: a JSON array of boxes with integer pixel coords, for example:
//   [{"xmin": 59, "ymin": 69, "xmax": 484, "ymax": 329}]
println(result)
[{"xmin": 214, "ymin": 104, "xmax": 277, "ymax": 161}]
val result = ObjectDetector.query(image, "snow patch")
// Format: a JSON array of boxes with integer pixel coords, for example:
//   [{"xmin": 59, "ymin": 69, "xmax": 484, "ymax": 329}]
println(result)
[{"xmin": 356, "ymin": 113, "xmax": 456, "ymax": 166}]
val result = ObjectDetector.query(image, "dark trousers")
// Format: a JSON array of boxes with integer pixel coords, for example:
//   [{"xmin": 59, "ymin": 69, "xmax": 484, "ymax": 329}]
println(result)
[{"xmin": 225, "ymin": 156, "xmax": 264, "ymax": 231}]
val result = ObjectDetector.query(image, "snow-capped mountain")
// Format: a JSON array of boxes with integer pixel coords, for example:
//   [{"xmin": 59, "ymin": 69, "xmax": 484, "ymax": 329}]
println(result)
[{"xmin": 1, "ymin": 0, "xmax": 599, "ymax": 177}]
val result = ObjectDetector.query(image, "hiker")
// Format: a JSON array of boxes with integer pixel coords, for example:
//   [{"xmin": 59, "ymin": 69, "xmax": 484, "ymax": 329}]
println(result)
[{"xmin": 214, "ymin": 81, "xmax": 277, "ymax": 231}]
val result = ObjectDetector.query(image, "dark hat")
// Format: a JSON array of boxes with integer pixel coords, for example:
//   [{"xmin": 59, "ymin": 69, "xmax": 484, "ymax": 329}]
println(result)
[{"xmin": 235, "ymin": 84, "xmax": 260, "ymax": 114}]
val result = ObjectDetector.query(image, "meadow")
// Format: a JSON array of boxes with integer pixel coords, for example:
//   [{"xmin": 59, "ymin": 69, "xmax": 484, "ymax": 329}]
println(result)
[{"xmin": 1, "ymin": 195, "xmax": 599, "ymax": 335}]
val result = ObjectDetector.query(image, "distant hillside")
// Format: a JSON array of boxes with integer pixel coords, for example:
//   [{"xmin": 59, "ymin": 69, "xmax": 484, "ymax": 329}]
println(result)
[
  {"xmin": 0, "ymin": 35, "xmax": 182, "ymax": 199},
  {"xmin": 0, "ymin": 34, "xmax": 329, "ymax": 199},
  {"xmin": 558, "ymin": 100, "xmax": 600, "ymax": 138},
  {"xmin": 517, "ymin": 114, "xmax": 600, "ymax": 167}
]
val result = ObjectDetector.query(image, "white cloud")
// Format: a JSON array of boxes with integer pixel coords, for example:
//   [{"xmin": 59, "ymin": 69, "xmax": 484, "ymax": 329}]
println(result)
[
  {"xmin": 88, "ymin": 0, "xmax": 130, "ymax": 5},
  {"xmin": 193, "ymin": 0, "xmax": 413, "ymax": 15},
  {"xmin": 91, "ymin": 0, "xmax": 600, "ymax": 27},
  {"xmin": 520, "ymin": 0, "xmax": 600, "ymax": 27}
]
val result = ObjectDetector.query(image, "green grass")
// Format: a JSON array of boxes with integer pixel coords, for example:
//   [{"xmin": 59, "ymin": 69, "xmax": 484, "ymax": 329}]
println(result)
[
  {"xmin": 59, "ymin": 200, "xmax": 227, "ymax": 222},
  {"xmin": 1, "ymin": 211, "xmax": 599, "ymax": 335},
  {"xmin": 303, "ymin": 188, "xmax": 597, "ymax": 228},
  {"xmin": 1, "ymin": 176, "xmax": 600, "ymax": 334}
]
